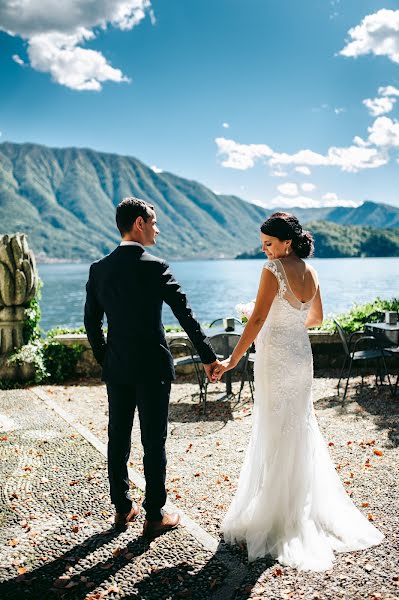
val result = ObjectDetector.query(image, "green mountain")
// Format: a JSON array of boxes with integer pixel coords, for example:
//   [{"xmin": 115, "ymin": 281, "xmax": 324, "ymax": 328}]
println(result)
[
  {"xmin": 237, "ymin": 221, "xmax": 399, "ymax": 259},
  {"xmin": 1, "ymin": 142, "xmax": 399, "ymax": 261}
]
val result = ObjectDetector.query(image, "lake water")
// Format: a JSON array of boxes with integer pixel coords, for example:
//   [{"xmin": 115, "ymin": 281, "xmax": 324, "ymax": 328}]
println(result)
[{"xmin": 37, "ymin": 257, "xmax": 398, "ymax": 332}]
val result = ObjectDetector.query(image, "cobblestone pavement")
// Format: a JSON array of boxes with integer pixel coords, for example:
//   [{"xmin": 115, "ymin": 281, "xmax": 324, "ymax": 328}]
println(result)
[
  {"xmin": 0, "ymin": 389, "xmax": 242, "ymax": 599},
  {"xmin": 1, "ymin": 376, "xmax": 398, "ymax": 600}
]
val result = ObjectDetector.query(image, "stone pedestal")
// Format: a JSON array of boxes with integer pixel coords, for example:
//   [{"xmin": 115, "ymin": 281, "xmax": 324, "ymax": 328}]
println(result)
[{"xmin": 0, "ymin": 233, "xmax": 39, "ymax": 382}]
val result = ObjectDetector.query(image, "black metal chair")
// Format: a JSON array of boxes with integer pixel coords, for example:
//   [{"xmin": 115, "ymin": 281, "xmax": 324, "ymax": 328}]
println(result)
[
  {"xmin": 383, "ymin": 347, "xmax": 399, "ymax": 396},
  {"xmin": 238, "ymin": 347, "xmax": 255, "ymax": 403},
  {"xmin": 204, "ymin": 332, "xmax": 254, "ymax": 407},
  {"xmin": 168, "ymin": 338, "xmax": 206, "ymax": 410},
  {"xmin": 334, "ymin": 319, "xmax": 390, "ymax": 400},
  {"xmin": 365, "ymin": 311, "xmax": 399, "ymax": 397}
]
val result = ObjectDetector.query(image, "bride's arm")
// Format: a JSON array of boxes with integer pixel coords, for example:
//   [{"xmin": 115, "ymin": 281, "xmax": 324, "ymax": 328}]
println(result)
[
  {"xmin": 305, "ymin": 287, "xmax": 323, "ymax": 328},
  {"xmin": 215, "ymin": 268, "xmax": 278, "ymax": 377}
]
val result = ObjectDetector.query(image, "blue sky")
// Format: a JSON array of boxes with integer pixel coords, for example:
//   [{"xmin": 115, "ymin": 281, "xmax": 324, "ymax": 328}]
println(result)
[{"xmin": 1, "ymin": 0, "xmax": 399, "ymax": 209}]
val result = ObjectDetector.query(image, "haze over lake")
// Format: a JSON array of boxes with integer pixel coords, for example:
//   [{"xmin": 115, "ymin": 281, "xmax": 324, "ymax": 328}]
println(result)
[{"xmin": 36, "ymin": 257, "xmax": 398, "ymax": 332}]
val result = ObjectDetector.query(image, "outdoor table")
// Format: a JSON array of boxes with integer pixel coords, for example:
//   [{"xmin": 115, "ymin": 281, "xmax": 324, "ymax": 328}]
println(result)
[{"xmin": 364, "ymin": 322, "xmax": 399, "ymax": 346}]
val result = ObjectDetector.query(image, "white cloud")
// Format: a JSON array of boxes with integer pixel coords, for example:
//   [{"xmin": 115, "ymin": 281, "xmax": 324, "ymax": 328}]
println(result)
[
  {"xmin": 215, "ymin": 137, "xmax": 273, "ymax": 170},
  {"xmin": 28, "ymin": 29, "xmax": 129, "ymax": 91},
  {"xmin": 379, "ymin": 85, "xmax": 399, "ymax": 97},
  {"xmin": 216, "ymin": 136, "xmax": 387, "ymax": 173},
  {"xmin": 340, "ymin": 9, "xmax": 399, "ymax": 64},
  {"xmin": 277, "ymin": 183, "xmax": 298, "ymax": 196},
  {"xmin": 268, "ymin": 195, "xmax": 317, "ymax": 209},
  {"xmin": 321, "ymin": 193, "xmax": 359, "ymax": 207},
  {"xmin": 12, "ymin": 54, "xmax": 25, "ymax": 66},
  {"xmin": 0, "ymin": 0, "xmax": 152, "ymax": 90},
  {"xmin": 353, "ymin": 135, "xmax": 369, "ymax": 147},
  {"xmin": 270, "ymin": 145, "xmax": 386, "ymax": 172},
  {"xmin": 334, "ymin": 107, "xmax": 345, "ymax": 115},
  {"xmin": 270, "ymin": 169, "xmax": 288, "ymax": 177},
  {"xmin": 363, "ymin": 96, "xmax": 396, "ymax": 117},
  {"xmin": 367, "ymin": 116, "xmax": 399, "ymax": 147},
  {"xmin": 258, "ymin": 191, "xmax": 360, "ymax": 209},
  {"xmin": 295, "ymin": 166, "xmax": 311, "ymax": 175},
  {"xmin": 222, "ymin": 122, "xmax": 230, "ymax": 129},
  {"xmin": 301, "ymin": 183, "xmax": 316, "ymax": 192},
  {"xmin": 150, "ymin": 165, "xmax": 163, "ymax": 173}
]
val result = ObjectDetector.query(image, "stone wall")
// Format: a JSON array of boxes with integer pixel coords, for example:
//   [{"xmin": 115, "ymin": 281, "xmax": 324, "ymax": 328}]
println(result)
[{"xmin": 51, "ymin": 330, "xmax": 396, "ymax": 379}]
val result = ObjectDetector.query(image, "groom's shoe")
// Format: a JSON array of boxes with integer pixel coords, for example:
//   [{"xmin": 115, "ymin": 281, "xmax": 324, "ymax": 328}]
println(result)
[
  {"xmin": 114, "ymin": 503, "xmax": 140, "ymax": 531},
  {"xmin": 142, "ymin": 512, "xmax": 180, "ymax": 539}
]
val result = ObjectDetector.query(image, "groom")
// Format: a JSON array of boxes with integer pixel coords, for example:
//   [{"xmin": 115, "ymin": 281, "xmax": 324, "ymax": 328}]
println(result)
[{"xmin": 84, "ymin": 196, "xmax": 219, "ymax": 537}]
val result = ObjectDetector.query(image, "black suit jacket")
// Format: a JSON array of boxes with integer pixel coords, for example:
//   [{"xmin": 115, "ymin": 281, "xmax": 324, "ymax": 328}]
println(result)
[{"xmin": 84, "ymin": 245, "xmax": 216, "ymax": 383}]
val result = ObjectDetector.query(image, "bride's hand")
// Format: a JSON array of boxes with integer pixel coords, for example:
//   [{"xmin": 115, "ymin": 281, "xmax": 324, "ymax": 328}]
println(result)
[{"xmin": 213, "ymin": 356, "xmax": 236, "ymax": 381}]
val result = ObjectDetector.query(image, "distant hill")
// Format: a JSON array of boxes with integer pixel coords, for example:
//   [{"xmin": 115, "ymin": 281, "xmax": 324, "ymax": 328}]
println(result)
[
  {"xmin": 236, "ymin": 221, "xmax": 399, "ymax": 259},
  {"xmin": 1, "ymin": 142, "xmax": 399, "ymax": 261}
]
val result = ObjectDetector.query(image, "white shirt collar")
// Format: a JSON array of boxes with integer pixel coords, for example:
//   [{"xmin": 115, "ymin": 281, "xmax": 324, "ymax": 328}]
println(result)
[{"xmin": 120, "ymin": 241, "xmax": 144, "ymax": 249}]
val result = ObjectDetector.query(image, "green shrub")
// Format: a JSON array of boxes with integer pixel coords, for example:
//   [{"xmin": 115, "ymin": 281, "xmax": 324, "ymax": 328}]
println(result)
[
  {"xmin": 47, "ymin": 326, "xmax": 87, "ymax": 338},
  {"xmin": 42, "ymin": 341, "xmax": 84, "ymax": 382},
  {"xmin": 23, "ymin": 279, "xmax": 42, "ymax": 344},
  {"xmin": 321, "ymin": 297, "xmax": 399, "ymax": 333}
]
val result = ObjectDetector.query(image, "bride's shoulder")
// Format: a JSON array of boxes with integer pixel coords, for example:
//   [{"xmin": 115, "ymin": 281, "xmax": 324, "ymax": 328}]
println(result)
[{"xmin": 263, "ymin": 258, "xmax": 280, "ymax": 271}]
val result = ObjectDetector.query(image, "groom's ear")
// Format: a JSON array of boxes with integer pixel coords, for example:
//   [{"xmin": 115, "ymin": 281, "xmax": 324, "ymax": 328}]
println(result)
[{"xmin": 135, "ymin": 216, "xmax": 144, "ymax": 231}]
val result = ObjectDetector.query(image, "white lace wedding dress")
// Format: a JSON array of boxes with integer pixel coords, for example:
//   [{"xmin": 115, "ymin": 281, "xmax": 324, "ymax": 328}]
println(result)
[{"xmin": 221, "ymin": 258, "xmax": 384, "ymax": 571}]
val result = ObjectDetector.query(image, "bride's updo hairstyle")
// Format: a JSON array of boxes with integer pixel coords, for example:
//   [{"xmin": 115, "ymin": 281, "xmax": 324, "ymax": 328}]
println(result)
[{"xmin": 260, "ymin": 212, "xmax": 314, "ymax": 258}]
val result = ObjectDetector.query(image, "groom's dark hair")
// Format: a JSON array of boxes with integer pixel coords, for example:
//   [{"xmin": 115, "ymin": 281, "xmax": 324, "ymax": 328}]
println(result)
[{"xmin": 116, "ymin": 196, "xmax": 154, "ymax": 235}]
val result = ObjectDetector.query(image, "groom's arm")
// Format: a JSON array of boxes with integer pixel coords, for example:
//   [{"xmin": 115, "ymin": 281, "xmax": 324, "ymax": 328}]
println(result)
[
  {"xmin": 160, "ymin": 261, "xmax": 216, "ymax": 365},
  {"xmin": 84, "ymin": 264, "xmax": 107, "ymax": 366}
]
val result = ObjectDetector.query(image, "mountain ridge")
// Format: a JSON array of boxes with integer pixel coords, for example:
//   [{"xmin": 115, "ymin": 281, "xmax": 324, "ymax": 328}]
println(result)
[{"xmin": 1, "ymin": 141, "xmax": 398, "ymax": 261}]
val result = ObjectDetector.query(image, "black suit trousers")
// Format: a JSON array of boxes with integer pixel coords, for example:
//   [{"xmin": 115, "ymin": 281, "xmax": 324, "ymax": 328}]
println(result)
[{"xmin": 106, "ymin": 379, "xmax": 171, "ymax": 520}]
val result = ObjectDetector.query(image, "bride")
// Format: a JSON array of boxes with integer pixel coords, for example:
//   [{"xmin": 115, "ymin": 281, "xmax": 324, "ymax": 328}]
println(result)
[{"xmin": 213, "ymin": 212, "xmax": 384, "ymax": 571}]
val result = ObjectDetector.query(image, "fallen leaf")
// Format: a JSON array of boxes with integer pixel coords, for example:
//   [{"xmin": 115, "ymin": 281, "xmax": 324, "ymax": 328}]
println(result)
[
  {"xmin": 272, "ymin": 567, "xmax": 283, "ymax": 577},
  {"xmin": 23, "ymin": 467, "xmax": 32, "ymax": 472},
  {"xmin": 1, "ymin": 436, "xmax": 8, "ymax": 441},
  {"xmin": 347, "ymin": 441, "xmax": 353, "ymax": 445},
  {"xmin": 8, "ymin": 538, "xmax": 19, "ymax": 547},
  {"xmin": 17, "ymin": 566, "xmax": 27, "ymax": 575},
  {"xmin": 367, "ymin": 513, "xmax": 375, "ymax": 521},
  {"xmin": 362, "ymin": 502, "xmax": 369, "ymax": 508},
  {"xmin": 72, "ymin": 526, "xmax": 79, "ymax": 533},
  {"xmin": 373, "ymin": 449, "xmax": 383, "ymax": 457},
  {"xmin": 194, "ymin": 472, "xmax": 201, "ymax": 477},
  {"xmin": 70, "ymin": 515, "xmax": 79, "ymax": 521},
  {"xmin": 69, "ymin": 481, "xmax": 80, "ymax": 486},
  {"xmin": 328, "ymin": 442, "xmax": 334, "ymax": 446},
  {"xmin": 175, "ymin": 494, "xmax": 182, "ymax": 499}
]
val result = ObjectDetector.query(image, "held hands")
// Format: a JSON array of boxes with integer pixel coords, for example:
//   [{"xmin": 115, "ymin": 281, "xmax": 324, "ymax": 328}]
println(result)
[
  {"xmin": 212, "ymin": 356, "xmax": 236, "ymax": 382},
  {"xmin": 203, "ymin": 357, "xmax": 237, "ymax": 383},
  {"xmin": 203, "ymin": 360, "xmax": 222, "ymax": 383}
]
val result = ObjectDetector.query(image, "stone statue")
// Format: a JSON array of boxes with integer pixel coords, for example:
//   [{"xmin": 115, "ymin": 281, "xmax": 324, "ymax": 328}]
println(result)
[{"xmin": 0, "ymin": 233, "xmax": 38, "ymax": 355}]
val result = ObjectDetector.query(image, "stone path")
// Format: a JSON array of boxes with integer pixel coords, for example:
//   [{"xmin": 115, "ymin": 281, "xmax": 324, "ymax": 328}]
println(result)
[
  {"xmin": 1, "ymin": 379, "xmax": 398, "ymax": 600},
  {"xmin": 0, "ymin": 389, "xmax": 244, "ymax": 599}
]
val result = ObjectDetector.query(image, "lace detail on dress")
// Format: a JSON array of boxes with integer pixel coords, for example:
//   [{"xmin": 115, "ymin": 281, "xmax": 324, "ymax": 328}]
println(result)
[{"xmin": 264, "ymin": 260, "xmax": 287, "ymax": 298}]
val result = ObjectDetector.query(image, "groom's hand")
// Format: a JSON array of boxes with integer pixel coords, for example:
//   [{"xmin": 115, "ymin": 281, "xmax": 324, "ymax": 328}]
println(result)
[{"xmin": 203, "ymin": 360, "xmax": 222, "ymax": 383}]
